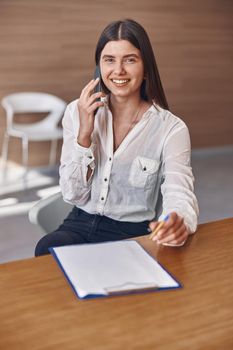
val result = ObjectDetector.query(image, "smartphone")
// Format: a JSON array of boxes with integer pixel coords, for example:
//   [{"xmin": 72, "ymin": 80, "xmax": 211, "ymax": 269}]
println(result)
[{"xmin": 93, "ymin": 65, "xmax": 102, "ymax": 115}]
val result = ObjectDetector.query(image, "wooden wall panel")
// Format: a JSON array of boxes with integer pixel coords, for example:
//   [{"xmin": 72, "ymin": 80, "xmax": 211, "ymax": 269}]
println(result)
[{"xmin": 0, "ymin": 0, "xmax": 232, "ymax": 165}]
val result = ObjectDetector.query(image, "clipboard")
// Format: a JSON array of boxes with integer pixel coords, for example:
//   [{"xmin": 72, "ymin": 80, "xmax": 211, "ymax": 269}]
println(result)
[{"xmin": 50, "ymin": 240, "xmax": 181, "ymax": 299}]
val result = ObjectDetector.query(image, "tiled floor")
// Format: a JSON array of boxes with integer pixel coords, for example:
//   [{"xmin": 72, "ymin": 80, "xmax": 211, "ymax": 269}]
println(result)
[
  {"xmin": 0, "ymin": 146, "xmax": 233, "ymax": 264},
  {"xmin": 0, "ymin": 163, "xmax": 60, "ymax": 263}
]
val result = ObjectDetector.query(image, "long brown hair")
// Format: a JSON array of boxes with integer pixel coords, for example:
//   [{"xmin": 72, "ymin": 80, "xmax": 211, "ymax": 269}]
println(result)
[{"xmin": 95, "ymin": 19, "xmax": 169, "ymax": 110}]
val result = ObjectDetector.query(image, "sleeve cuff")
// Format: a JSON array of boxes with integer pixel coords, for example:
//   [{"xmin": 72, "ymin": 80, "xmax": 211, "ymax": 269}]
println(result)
[{"xmin": 72, "ymin": 141, "xmax": 96, "ymax": 167}]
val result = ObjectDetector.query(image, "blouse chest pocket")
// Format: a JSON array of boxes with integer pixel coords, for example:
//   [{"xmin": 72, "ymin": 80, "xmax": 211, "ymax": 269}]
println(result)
[{"xmin": 128, "ymin": 156, "xmax": 160, "ymax": 189}]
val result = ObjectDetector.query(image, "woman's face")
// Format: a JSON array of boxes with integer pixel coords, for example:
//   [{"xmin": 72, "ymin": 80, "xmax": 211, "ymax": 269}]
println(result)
[{"xmin": 99, "ymin": 40, "xmax": 144, "ymax": 100}]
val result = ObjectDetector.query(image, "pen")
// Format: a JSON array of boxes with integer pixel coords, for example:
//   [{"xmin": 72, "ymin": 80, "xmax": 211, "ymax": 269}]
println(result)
[{"xmin": 148, "ymin": 214, "xmax": 170, "ymax": 240}]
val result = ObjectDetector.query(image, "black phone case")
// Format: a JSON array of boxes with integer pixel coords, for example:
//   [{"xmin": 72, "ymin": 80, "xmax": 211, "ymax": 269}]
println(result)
[
  {"xmin": 94, "ymin": 66, "xmax": 102, "ymax": 94},
  {"xmin": 93, "ymin": 66, "xmax": 102, "ymax": 115}
]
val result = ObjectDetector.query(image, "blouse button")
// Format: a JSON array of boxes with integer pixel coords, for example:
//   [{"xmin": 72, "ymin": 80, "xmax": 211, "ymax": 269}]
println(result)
[
  {"xmin": 143, "ymin": 167, "xmax": 147, "ymax": 171},
  {"xmin": 109, "ymin": 157, "xmax": 112, "ymax": 161},
  {"xmin": 104, "ymin": 178, "xmax": 108, "ymax": 182},
  {"xmin": 101, "ymin": 197, "xmax": 104, "ymax": 201}
]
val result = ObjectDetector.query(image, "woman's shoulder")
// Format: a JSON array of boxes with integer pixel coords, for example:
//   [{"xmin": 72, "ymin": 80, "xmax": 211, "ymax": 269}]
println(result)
[
  {"xmin": 151, "ymin": 104, "xmax": 188, "ymax": 130},
  {"xmin": 66, "ymin": 98, "xmax": 79, "ymax": 112},
  {"xmin": 61, "ymin": 99, "xmax": 80, "ymax": 131}
]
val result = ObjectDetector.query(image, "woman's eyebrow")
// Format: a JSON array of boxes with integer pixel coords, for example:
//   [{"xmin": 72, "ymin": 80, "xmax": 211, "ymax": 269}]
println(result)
[
  {"xmin": 102, "ymin": 55, "xmax": 115, "ymax": 59},
  {"xmin": 101, "ymin": 53, "xmax": 139, "ymax": 59},
  {"xmin": 123, "ymin": 54, "xmax": 139, "ymax": 58}
]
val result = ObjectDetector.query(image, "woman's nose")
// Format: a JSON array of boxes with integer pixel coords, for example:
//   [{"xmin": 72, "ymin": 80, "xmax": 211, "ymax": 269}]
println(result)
[{"xmin": 114, "ymin": 61, "xmax": 126, "ymax": 75}]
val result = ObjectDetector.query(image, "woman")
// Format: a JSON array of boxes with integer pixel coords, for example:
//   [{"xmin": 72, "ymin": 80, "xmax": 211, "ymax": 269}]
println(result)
[{"xmin": 35, "ymin": 19, "xmax": 198, "ymax": 256}]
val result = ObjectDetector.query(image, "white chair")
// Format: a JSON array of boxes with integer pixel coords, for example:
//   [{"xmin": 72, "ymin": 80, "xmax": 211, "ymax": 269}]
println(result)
[
  {"xmin": 1, "ymin": 92, "xmax": 67, "ymax": 175},
  {"xmin": 29, "ymin": 191, "xmax": 73, "ymax": 234}
]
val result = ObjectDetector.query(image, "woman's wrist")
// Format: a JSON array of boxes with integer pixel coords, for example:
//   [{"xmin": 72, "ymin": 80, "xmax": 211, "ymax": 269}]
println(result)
[{"xmin": 77, "ymin": 133, "xmax": 92, "ymax": 148}]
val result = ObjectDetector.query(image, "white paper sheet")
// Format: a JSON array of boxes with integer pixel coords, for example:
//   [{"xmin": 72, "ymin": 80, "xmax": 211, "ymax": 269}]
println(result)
[{"xmin": 51, "ymin": 240, "xmax": 180, "ymax": 298}]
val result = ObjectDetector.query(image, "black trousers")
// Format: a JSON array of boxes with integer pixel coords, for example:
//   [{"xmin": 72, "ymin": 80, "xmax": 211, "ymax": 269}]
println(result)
[{"xmin": 35, "ymin": 207, "xmax": 150, "ymax": 256}]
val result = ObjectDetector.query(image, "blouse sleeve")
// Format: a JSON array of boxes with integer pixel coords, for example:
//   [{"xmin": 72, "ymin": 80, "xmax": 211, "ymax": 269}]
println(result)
[
  {"xmin": 59, "ymin": 104, "xmax": 96, "ymax": 205},
  {"xmin": 159, "ymin": 123, "xmax": 199, "ymax": 233}
]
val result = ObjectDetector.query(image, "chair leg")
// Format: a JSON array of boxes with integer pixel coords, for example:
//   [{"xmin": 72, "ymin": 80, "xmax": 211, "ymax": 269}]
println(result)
[
  {"xmin": 49, "ymin": 139, "xmax": 57, "ymax": 166},
  {"xmin": 22, "ymin": 137, "xmax": 29, "ymax": 187},
  {"xmin": 1, "ymin": 132, "xmax": 10, "ymax": 178}
]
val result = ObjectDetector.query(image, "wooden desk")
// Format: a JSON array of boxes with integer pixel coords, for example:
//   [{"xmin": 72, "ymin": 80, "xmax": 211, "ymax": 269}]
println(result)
[{"xmin": 1, "ymin": 218, "xmax": 233, "ymax": 349}]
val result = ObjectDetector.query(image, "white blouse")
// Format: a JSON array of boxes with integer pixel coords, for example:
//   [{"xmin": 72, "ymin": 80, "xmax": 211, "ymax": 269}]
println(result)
[{"xmin": 59, "ymin": 99, "xmax": 199, "ymax": 234}]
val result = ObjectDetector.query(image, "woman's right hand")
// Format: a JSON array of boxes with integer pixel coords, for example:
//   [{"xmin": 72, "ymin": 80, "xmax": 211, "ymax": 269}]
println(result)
[{"xmin": 77, "ymin": 78, "xmax": 105, "ymax": 147}]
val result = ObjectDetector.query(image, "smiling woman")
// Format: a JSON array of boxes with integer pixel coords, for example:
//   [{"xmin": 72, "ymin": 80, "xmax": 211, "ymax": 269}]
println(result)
[
  {"xmin": 35, "ymin": 19, "xmax": 199, "ymax": 257},
  {"xmin": 100, "ymin": 40, "xmax": 145, "ymax": 100}
]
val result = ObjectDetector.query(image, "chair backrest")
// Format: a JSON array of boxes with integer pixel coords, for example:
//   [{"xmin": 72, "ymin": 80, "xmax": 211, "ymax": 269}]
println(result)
[
  {"xmin": 1, "ymin": 92, "xmax": 66, "ymax": 129},
  {"xmin": 29, "ymin": 192, "xmax": 73, "ymax": 234}
]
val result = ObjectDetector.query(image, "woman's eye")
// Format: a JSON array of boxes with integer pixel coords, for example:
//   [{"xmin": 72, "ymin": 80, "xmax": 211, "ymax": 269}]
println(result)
[
  {"xmin": 105, "ymin": 58, "xmax": 114, "ymax": 63},
  {"xmin": 125, "ymin": 58, "xmax": 136, "ymax": 64}
]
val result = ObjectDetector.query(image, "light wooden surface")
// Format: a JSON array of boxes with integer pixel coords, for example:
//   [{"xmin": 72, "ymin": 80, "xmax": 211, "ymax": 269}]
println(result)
[
  {"xmin": 0, "ymin": 0, "xmax": 233, "ymax": 166},
  {"xmin": 0, "ymin": 218, "xmax": 233, "ymax": 349}
]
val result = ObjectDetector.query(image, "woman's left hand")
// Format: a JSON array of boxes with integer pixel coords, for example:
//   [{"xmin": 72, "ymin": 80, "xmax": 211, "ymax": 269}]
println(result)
[{"xmin": 149, "ymin": 212, "xmax": 189, "ymax": 246}]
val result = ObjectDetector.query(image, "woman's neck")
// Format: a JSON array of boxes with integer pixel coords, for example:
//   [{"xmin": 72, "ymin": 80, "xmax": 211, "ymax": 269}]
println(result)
[
  {"xmin": 109, "ymin": 94, "xmax": 142, "ymax": 122},
  {"xmin": 109, "ymin": 94, "xmax": 152, "ymax": 124}
]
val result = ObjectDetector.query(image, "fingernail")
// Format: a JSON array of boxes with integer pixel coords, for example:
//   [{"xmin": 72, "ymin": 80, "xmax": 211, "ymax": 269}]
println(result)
[{"xmin": 147, "ymin": 227, "xmax": 152, "ymax": 233}]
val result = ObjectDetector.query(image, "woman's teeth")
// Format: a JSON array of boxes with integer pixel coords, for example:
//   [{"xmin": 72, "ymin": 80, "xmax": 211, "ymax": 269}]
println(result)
[{"xmin": 112, "ymin": 79, "xmax": 129, "ymax": 85}]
